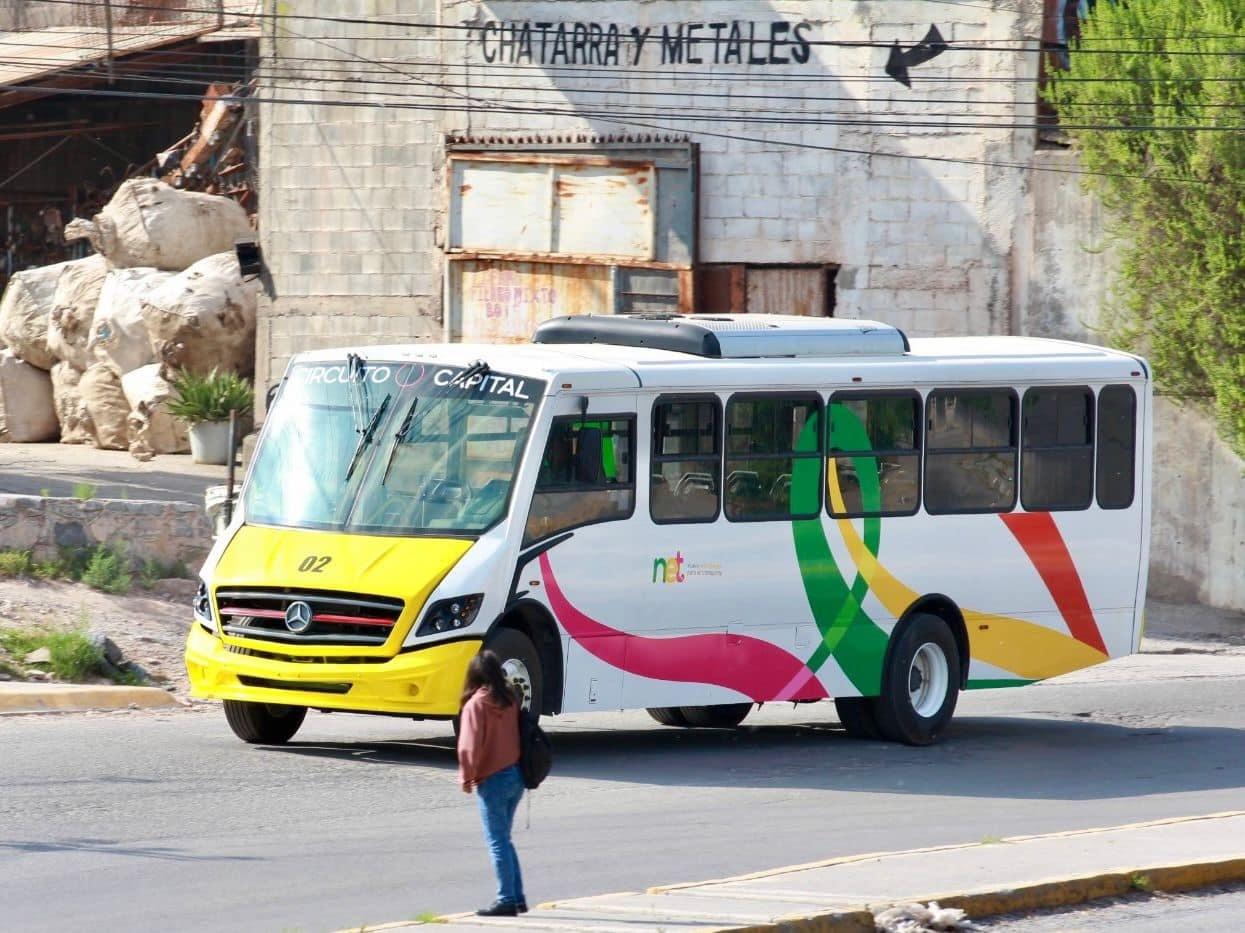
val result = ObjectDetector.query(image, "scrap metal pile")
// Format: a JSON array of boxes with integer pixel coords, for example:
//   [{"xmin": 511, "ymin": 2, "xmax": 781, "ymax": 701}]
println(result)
[{"xmin": 0, "ymin": 84, "xmax": 257, "ymax": 459}]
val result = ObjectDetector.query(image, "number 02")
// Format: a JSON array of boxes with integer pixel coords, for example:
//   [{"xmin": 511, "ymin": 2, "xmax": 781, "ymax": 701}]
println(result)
[{"xmin": 298, "ymin": 555, "xmax": 331, "ymax": 573}]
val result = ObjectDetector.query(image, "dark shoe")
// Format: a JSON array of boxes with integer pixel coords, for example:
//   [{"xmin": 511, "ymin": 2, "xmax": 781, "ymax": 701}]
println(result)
[
  {"xmin": 476, "ymin": 901, "xmax": 518, "ymax": 917},
  {"xmin": 517, "ymin": 901, "xmax": 529, "ymax": 914}
]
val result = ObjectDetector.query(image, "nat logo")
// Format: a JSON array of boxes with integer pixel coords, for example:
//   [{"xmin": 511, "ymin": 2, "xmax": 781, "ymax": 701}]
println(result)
[{"xmin": 652, "ymin": 552, "xmax": 686, "ymax": 584}]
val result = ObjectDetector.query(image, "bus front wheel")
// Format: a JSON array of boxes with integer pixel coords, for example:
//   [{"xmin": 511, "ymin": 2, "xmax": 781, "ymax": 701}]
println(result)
[
  {"xmin": 487, "ymin": 628, "xmax": 543, "ymax": 716},
  {"xmin": 872, "ymin": 613, "xmax": 960, "ymax": 746},
  {"xmin": 223, "ymin": 700, "xmax": 307, "ymax": 744}
]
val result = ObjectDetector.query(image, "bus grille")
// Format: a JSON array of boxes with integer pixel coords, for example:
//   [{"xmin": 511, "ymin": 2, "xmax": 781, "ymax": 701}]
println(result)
[{"xmin": 216, "ymin": 588, "xmax": 404, "ymax": 647}]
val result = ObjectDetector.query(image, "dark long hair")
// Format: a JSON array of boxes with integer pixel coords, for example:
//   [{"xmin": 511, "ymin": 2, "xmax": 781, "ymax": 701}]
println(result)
[{"xmin": 460, "ymin": 650, "xmax": 515, "ymax": 709}]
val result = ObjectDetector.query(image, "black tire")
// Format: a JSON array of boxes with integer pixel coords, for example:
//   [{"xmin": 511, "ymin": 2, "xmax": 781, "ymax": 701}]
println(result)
[
  {"xmin": 679, "ymin": 703, "xmax": 753, "ymax": 728},
  {"xmin": 647, "ymin": 706, "xmax": 690, "ymax": 727},
  {"xmin": 834, "ymin": 696, "xmax": 882, "ymax": 740},
  {"xmin": 871, "ymin": 613, "xmax": 961, "ymax": 746},
  {"xmin": 485, "ymin": 628, "xmax": 543, "ymax": 716},
  {"xmin": 223, "ymin": 700, "xmax": 307, "ymax": 744}
]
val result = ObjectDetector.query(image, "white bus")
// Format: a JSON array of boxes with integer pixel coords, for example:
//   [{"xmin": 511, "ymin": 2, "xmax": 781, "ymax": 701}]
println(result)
[{"xmin": 186, "ymin": 315, "xmax": 1150, "ymax": 746}]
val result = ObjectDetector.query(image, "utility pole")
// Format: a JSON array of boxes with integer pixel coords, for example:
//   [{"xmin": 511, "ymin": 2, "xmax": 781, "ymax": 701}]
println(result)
[{"xmin": 103, "ymin": 0, "xmax": 115, "ymax": 85}]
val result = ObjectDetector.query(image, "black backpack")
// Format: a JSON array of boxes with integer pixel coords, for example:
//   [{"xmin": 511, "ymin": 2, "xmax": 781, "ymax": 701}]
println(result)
[{"xmin": 517, "ymin": 708, "xmax": 553, "ymax": 790}]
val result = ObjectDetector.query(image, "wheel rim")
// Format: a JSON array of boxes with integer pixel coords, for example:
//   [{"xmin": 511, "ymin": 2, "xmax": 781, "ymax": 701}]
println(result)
[
  {"xmin": 501, "ymin": 658, "xmax": 534, "ymax": 712},
  {"xmin": 908, "ymin": 642, "xmax": 949, "ymax": 719}
]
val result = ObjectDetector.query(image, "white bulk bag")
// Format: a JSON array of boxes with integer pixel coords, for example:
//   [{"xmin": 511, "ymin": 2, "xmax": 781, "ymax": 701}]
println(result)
[
  {"xmin": 63, "ymin": 178, "xmax": 251, "ymax": 271},
  {"xmin": 143, "ymin": 252, "xmax": 258, "ymax": 376},
  {"xmin": 50, "ymin": 362, "xmax": 95, "ymax": 445},
  {"xmin": 46, "ymin": 254, "xmax": 109, "ymax": 371},
  {"xmin": 89, "ymin": 267, "xmax": 174, "ymax": 374},
  {"xmin": 123, "ymin": 364, "xmax": 189, "ymax": 459},
  {"xmin": 0, "ymin": 259, "xmax": 70, "ymax": 370},
  {"xmin": 0, "ymin": 349, "xmax": 58, "ymax": 442},
  {"xmin": 78, "ymin": 362, "xmax": 130, "ymax": 450}
]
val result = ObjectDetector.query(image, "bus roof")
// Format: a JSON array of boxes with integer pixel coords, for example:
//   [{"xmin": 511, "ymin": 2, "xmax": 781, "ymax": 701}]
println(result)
[{"xmin": 290, "ymin": 330, "xmax": 1147, "ymax": 393}]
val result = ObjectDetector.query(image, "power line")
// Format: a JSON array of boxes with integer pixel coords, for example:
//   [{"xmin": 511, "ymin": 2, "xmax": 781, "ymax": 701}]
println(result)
[
  {"xmin": 5, "ymin": 78, "xmax": 1241, "ymax": 136},
  {"xmin": 6, "ymin": 54, "xmax": 1237, "ymax": 118},
  {"xmin": 0, "ymin": 35, "xmax": 1242, "ymax": 86},
  {"xmin": 13, "ymin": 0, "xmax": 1245, "ymax": 54}
]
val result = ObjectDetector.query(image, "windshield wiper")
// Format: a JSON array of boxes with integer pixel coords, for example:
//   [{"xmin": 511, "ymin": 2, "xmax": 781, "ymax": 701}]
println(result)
[
  {"xmin": 345, "ymin": 352, "xmax": 369, "ymax": 434},
  {"xmin": 452, "ymin": 359, "xmax": 490, "ymax": 388},
  {"xmin": 344, "ymin": 393, "xmax": 391, "ymax": 483},
  {"xmin": 379, "ymin": 397, "xmax": 419, "ymax": 486}
]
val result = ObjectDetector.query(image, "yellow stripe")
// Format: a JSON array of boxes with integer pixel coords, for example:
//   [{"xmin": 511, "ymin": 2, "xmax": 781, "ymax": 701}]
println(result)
[{"xmin": 826, "ymin": 466, "xmax": 1106, "ymax": 680}]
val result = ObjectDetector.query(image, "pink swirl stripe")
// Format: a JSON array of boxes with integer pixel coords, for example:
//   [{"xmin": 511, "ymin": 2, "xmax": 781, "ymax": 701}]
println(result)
[{"xmin": 539, "ymin": 553, "xmax": 827, "ymax": 703}]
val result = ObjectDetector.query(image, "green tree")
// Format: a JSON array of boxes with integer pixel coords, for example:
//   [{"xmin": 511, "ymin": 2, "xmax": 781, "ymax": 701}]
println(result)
[{"xmin": 1045, "ymin": 0, "xmax": 1245, "ymax": 457}]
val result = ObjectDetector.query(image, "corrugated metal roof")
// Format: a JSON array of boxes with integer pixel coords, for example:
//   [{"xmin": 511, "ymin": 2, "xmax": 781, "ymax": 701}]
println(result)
[{"xmin": 0, "ymin": 1, "xmax": 257, "ymax": 88}]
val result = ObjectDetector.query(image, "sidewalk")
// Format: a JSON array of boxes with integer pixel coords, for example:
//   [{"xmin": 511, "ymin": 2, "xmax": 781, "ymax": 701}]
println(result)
[
  {"xmin": 381, "ymin": 812, "xmax": 1245, "ymax": 932},
  {"xmin": 0, "ymin": 444, "xmax": 231, "ymax": 507}
]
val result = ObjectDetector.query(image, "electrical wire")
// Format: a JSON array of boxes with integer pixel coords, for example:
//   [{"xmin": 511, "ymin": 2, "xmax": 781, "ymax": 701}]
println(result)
[{"xmin": 11, "ymin": 0, "xmax": 1245, "ymax": 54}]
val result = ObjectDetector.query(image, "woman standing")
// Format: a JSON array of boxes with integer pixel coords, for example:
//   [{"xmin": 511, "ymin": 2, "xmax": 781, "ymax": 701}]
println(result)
[{"xmin": 457, "ymin": 650, "xmax": 528, "ymax": 916}]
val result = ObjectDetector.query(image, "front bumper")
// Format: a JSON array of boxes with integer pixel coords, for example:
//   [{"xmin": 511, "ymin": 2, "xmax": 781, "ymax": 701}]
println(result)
[{"xmin": 185, "ymin": 624, "xmax": 480, "ymax": 715}]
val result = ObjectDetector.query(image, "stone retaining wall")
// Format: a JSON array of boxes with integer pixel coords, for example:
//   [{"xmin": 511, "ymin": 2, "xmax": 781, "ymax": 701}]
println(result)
[{"xmin": 0, "ymin": 495, "xmax": 212, "ymax": 570}]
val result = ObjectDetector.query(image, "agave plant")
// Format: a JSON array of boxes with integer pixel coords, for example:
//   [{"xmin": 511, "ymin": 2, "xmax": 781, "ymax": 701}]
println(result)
[{"xmin": 166, "ymin": 368, "xmax": 255, "ymax": 426}]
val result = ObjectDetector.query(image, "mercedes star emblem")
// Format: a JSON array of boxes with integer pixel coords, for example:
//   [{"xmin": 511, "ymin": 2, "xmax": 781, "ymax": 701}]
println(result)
[{"xmin": 284, "ymin": 600, "xmax": 313, "ymax": 634}]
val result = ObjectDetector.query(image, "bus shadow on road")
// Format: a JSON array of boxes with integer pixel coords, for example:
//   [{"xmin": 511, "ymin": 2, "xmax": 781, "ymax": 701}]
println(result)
[{"xmin": 262, "ymin": 714, "xmax": 1245, "ymax": 801}]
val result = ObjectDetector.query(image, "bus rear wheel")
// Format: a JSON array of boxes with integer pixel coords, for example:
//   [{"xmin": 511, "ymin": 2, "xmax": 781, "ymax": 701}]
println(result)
[
  {"xmin": 486, "ymin": 628, "xmax": 543, "ymax": 716},
  {"xmin": 834, "ymin": 696, "xmax": 881, "ymax": 740},
  {"xmin": 646, "ymin": 707, "xmax": 689, "ymax": 727},
  {"xmin": 872, "ymin": 613, "xmax": 960, "ymax": 746},
  {"xmin": 223, "ymin": 700, "xmax": 307, "ymax": 744},
  {"xmin": 680, "ymin": 703, "xmax": 752, "ymax": 729}
]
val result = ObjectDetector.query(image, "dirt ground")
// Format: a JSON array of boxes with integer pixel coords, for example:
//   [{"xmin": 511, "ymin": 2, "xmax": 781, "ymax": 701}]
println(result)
[{"xmin": 0, "ymin": 577, "xmax": 196, "ymax": 698}]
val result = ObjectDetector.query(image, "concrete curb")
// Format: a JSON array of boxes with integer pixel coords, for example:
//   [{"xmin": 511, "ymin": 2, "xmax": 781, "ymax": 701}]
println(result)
[
  {"xmin": 0, "ymin": 682, "xmax": 185, "ymax": 714},
  {"xmin": 710, "ymin": 857, "xmax": 1245, "ymax": 933}
]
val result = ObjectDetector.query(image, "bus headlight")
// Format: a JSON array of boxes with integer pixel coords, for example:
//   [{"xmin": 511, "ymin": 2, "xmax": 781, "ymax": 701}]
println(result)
[
  {"xmin": 194, "ymin": 580, "xmax": 216, "ymax": 632},
  {"xmin": 417, "ymin": 595, "xmax": 484, "ymax": 636}
]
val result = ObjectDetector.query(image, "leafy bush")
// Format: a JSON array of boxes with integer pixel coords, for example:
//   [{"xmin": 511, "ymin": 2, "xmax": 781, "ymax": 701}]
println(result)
[
  {"xmin": 0, "ymin": 626, "xmax": 109, "ymax": 682},
  {"xmin": 1045, "ymin": 0, "xmax": 1245, "ymax": 457},
  {"xmin": 166, "ymin": 368, "xmax": 255, "ymax": 426},
  {"xmin": 80, "ymin": 546, "xmax": 132, "ymax": 595},
  {"xmin": 0, "ymin": 550, "xmax": 32, "ymax": 578}
]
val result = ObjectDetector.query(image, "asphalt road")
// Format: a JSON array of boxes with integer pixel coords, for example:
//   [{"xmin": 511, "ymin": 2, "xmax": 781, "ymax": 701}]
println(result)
[{"xmin": 3, "ymin": 651, "xmax": 1245, "ymax": 933}]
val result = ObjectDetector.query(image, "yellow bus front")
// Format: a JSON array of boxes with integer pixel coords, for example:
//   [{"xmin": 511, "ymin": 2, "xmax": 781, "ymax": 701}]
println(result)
[{"xmin": 185, "ymin": 354, "xmax": 545, "ymax": 727}]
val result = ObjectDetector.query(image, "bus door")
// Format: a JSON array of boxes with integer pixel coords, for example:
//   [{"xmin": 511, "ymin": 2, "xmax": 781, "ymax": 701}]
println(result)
[{"xmin": 521, "ymin": 397, "xmax": 639, "ymax": 712}]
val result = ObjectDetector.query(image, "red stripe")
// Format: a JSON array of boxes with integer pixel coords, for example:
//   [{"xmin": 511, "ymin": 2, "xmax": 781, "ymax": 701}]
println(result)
[
  {"xmin": 219, "ymin": 606, "xmax": 285, "ymax": 619},
  {"xmin": 1000, "ymin": 512, "xmax": 1107, "ymax": 654},
  {"xmin": 539, "ymin": 553, "xmax": 826, "ymax": 703},
  {"xmin": 313, "ymin": 613, "xmax": 395, "ymax": 627}
]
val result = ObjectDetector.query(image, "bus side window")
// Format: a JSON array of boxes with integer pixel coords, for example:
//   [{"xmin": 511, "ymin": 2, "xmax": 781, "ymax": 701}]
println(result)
[
  {"xmin": 724, "ymin": 395, "xmax": 822, "ymax": 522},
  {"xmin": 924, "ymin": 389, "xmax": 1017, "ymax": 515},
  {"xmin": 651, "ymin": 397, "xmax": 721, "ymax": 523},
  {"xmin": 1021, "ymin": 386, "xmax": 1093, "ymax": 511},
  {"xmin": 523, "ymin": 416, "xmax": 635, "ymax": 546},
  {"xmin": 827, "ymin": 393, "xmax": 921, "ymax": 518},
  {"xmin": 1096, "ymin": 385, "xmax": 1137, "ymax": 510}
]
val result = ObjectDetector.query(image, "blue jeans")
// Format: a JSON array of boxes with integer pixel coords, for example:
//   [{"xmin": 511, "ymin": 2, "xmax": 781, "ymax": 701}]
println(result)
[{"xmin": 476, "ymin": 764, "xmax": 525, "ymax": 906}]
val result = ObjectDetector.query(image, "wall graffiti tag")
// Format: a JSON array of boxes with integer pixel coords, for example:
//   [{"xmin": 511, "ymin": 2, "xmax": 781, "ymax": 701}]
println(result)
[{"xmin": 475, "ymin": 20, "xmax": 814, "ymax": 68}]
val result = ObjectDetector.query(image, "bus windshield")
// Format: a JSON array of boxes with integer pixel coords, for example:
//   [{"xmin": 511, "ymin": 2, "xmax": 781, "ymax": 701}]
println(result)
[{"xmin": 243, "ymin": 359, "xmax": 544, "ymax": 536}]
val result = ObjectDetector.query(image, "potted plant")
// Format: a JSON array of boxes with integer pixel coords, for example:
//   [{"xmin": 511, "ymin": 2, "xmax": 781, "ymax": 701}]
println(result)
[{"xmin": 166, "ymin": 368, "xmax": 255, "ymax": 465}]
